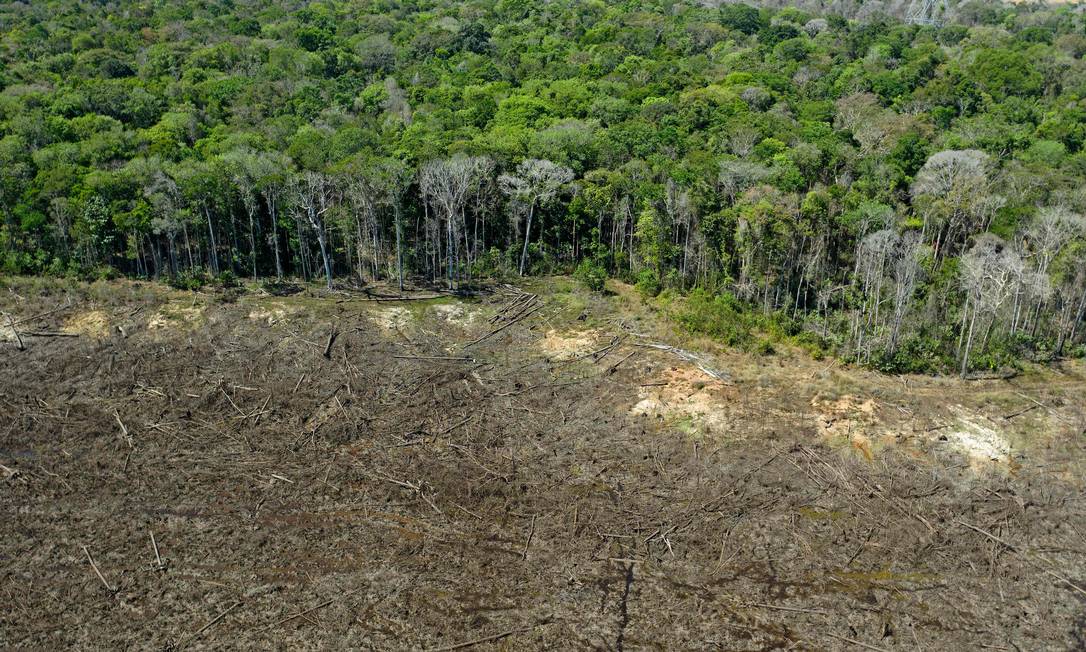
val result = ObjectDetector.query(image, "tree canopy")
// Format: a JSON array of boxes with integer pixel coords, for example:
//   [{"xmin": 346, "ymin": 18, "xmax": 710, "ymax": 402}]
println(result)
[{"xmin": 2, "ymin": 0, "xmax": 1086, "ymax": 374}]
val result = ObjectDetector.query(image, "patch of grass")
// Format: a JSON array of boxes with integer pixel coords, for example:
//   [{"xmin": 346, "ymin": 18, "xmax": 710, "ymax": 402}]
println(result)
[{"xmin": 654, "ymin": 288, "xmax": 829, "ymax": 358}]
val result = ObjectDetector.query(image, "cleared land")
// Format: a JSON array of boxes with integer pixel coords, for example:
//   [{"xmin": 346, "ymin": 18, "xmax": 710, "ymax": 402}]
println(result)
[{"xmin": 2, "ymin": 276, "xmax": 1085, "ymax": 650}]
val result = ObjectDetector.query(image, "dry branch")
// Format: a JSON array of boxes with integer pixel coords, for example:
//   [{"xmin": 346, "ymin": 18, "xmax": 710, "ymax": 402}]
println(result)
[
  {"xmin": 177, "ymin": 601, "xmax": 242, "ymax": 648},
  {"xmin": 82, "ymin": 545, "xmax": 114, "ymax": 593},
  {"xmin": 322, "ymin": 328, "xmax": 338, "ymax": 359},
  {"xmin": 4, "ymin": 313, "xmax": 24, "ymax": 351},
  {"xmin": 464, "ymin": 304, "xmax": 541, "ymax": 348},
  {"xmin": 427, "ymin": 624, "xmax": 542, "ymax": 652},
  {"xmin": 23, "ymin": 331, "xmax": 79, "ymax": 338}
]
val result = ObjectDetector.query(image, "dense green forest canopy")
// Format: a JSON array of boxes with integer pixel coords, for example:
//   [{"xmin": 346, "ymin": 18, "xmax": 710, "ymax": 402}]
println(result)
[{"xmin": 2, "ymin": 0, "xmax": 1086, "ymax": 375}]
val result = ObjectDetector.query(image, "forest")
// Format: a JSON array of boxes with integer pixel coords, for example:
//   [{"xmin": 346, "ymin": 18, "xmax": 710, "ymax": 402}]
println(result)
[{"xmin": 2, "ymin": 0, "xmax": 1086, "ymax": 375}]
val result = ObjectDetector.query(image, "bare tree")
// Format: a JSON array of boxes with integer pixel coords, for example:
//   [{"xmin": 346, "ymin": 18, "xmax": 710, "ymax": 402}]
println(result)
[
  {"xmin": 499, "ymin": 158, "xmax": 574, "ymax": 275},
  {"xmin": 727, "ymin": 126, "xmax": 760, "ymax": 158},
  {"xmin": 854, "ymin": 228, "xmax": 898, "ymax": 358},
  {"xmin": 665, "ymin": 179, "xmax": 696, "ymax": 283},
  {"xmin": 718, "ymin": 159, "xmax": 770, "ymax": 204},
  {"xmin": 224, "ymin": 148, "xmax": 262, "ymax": 281},
  {"xmin": 144, "ymin": 166, "xmax": 186, "ymax": 277},
  {"xmin": 293, "ymin": 171, "xmax": 336, "ymax": 288},
  {"xmin": 958, "ymin": 235, "xmax": 1022, "ymax": 377},
  {"xmin": 420, "ymin": 155, "xmax": 491, "ymax": 287},
  {"xmin": 251, "ymin": 152, "xmax": 292, "ymax": 281},
  {"xmin": 912, "ymin": 149, "xmax": 1003, "ymax": 261},
  {"xmin": 1025, "ymin": 206, "xmax": 1085, "ymax": 277},
  {"xmin": 888, "ymin": 233, "xmax": 926, "ymax": 355}
]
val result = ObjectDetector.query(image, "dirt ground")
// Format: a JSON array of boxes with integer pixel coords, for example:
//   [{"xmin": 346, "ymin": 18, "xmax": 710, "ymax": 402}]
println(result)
[{"xmin": 2, "ymin": 275, "xmax": 1086, "ymax": 650}]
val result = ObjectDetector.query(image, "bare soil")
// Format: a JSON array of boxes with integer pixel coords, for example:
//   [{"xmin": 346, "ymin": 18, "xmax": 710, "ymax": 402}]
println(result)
[{"xmin": 2, "ymin": 276, "xmax": 1086, "ymax": 650}]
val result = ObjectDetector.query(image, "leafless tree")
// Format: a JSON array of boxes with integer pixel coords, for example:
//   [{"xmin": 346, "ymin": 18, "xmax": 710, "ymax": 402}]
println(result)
[
  {"xmin": 719, "ymin": 160, "xmax": 770, "ymax": 204},
  {"xmin": 499, "ymin": 158, "xmax": 574, "ymax": 275},
  {"xmin": 727, "ymin": 126, "xmax": 760, "ymax": 158},
  {"xmin": 664, "ymin": 179, "xmax": 696, "ymax": 282},
  {"xmin": 420, "ymin": 155, "xmax": 492, "ymax": 286},
  {"xmin": 1025, "ymin": 206, "xmax": 1085, "ymax": 277},
  {"xmin": 293, "ymin": 171, "xmax": 336, "ymax": 288},
  {"xmin": 888, "ymin": 233, "xmax": 926, "ymax": 355},
  {"xmin": 854, "ymin": 228, "xmax": 898, "ymax": 357},
  {"xmin": 223, "ymin": 148, "xmax": 262, "ymax": 281},
  {"xmin": 912, "ymin": 149, "xmax": 1003, "ymax": 260},
  {"xmin": 252, "ymin": 151, "xmax": 292, "ymax": 281},
  {"xmin": 958, "ymin": 235, "xmax": 1022, "ymax": 377},
  {"xmin": 144, "ymin": 167, "xmax": 187, "ymax": 277}
]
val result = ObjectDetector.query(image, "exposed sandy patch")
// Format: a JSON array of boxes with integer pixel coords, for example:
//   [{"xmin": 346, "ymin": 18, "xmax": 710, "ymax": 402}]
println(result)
[
  {"xmin": 373, "ymin": 306, "xmax": 412, "ymax": 331},
  {"xmin": 811, "ymin": 395, "xmax": 881, "ymax": 458},
  {"xmin": 148, "ymin": 303, "xmax": 204, "ymax": 331},
  {"xmin": 248, "ymin": 302, "xmax": 292, "ymax": 326},
  {"xmin": 538, "ymin": 328, "xmax": 600, "ymax": 360},
  {"xmin": 432, "ymin": 303, "xmax": 478, "ymax": 327},
  {"xmin": 0, "ymin": 320, "xmax": 16, "ymax": 343},
  {"xmin": 942, "ymin": 406, "xmax": 1013, "ymax": 468},
  {"xmin": 63, "ymin": 310, "xmax": 110, "ymax": 338},
  {"xmin": 631, "ymin": 366, "xmax": 735, "ymax": 434}
]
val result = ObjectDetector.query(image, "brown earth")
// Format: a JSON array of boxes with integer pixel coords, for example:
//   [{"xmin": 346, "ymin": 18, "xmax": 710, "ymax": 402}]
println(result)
[{"xmin": 2, "ymin": 276, "xmax": 1086, "ymax": 650}]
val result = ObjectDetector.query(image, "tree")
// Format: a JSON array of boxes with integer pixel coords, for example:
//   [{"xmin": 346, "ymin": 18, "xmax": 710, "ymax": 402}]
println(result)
[
  {"xmin": 420, "ymin": 155, "xmax": 491, "ymax": 286},
  {"xmin": 371, "ymin": 158, "xmax": 415, "ymax": 291},
  {"xmin": 498, "ymin": 158, "xmax": 574, "ymax": 275},
  {"xmin": 718, "ymin": 160, "xmax": 770, "ymax": 205},
  {"xmin": 293, "ymin": 171, "xmax": 336, "ymax": 289},
  {"xmin": 958, "ymin": 235, "xmax": 1022, "ymax": 377},
  {"xmin": 911, "ymin": 150, "xmax": 1003, "ymax": 261},
  {"xmin": 888, "ymin": 233, "xmax": 926, "ymax": 355},
  {"xmin": 224, "ymin": 148, "xmax": 263, "ymax": 281},
  {"xmin": 251, "ymin": 151, "xmax": 293, "ymax": 281}
]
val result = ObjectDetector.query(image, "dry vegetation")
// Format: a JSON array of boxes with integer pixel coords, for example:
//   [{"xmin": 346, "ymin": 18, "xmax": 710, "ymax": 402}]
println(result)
[{"xmin": 2, "ymin": 276, "xmax": 1086, "ymax": 650}]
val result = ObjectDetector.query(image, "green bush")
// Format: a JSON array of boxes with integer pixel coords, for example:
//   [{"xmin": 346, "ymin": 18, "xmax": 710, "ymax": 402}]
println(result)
[
  {"xmin": 635, "ymin": 268, "xmax": 660, "ymax": 298},
  {"xmin": 169, "ymin": 269, "xmax": 207, "ymax": 291},
  {"xmin": 574, "ymin": 259, "xmax": 607, "ymax": 292},
  {"xmin": 673, "ymin": 289, "xmax": 750, "ymax": 346},
  {"xmin": 869, "ymin": 336, "xmax": 948, "ymax": 374},
  {"xmin": 215, "ymin": 270, "xmax": 239, "ymax": 288}
]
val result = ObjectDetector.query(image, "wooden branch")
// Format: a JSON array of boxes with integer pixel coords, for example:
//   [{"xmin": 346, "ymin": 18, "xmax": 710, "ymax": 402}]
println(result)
[
  {"xmin": 427, "ymin": 624, "xmax": 541, "ymax": 652},
  {"xmin": 322, "ymin": 328, "xmax": 338, "ymax": 359},
  {"xmin": 177, "ymin": 601, "xmax": 242, "ymax": 648},
  {"xmin": 263, "ymin": 599, "xmax": 334, "ymax": 631},
  {"xmin": 744, "ymin": 601, "xmax": 828, "ymax": 615},
  {"xmin": 10, "ymin": 297, "xmax": 72, "ymax": 326},
  {"xmin": 361, "ymin": 294, "xmax": 448, "ymax": 302},
  {"xmin": 5, "ymin": 313, "xmax": 24, "ymax": 351},
  {"xmin": 463, "ymin": 304, "xmax": 541, "ymax": 348},
  {"xmin": 522, "ymin": 515, "xmax": 537, "ymax": 560},
  {"xmin": 150, "ymin": 531, "xmax": 165, "ymax": 571},
  {"xmin": 82, "ymin": 545, "xmax": 114, "ymax": 593},
  {"xmin": 1002, "ymin": 404, "xmax": 1040, "ymax": 420},
  {"xmin": 824, "ymin": 632, "xmax": 888, "ymax": 652}
]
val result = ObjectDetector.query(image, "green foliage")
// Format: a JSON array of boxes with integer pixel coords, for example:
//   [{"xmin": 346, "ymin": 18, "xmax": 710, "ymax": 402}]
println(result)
[
  {"xmin": 574, "ymin": 258, "xmax": 607, "ymax": 292},
  {"xmin": 0, "ymin": 0, "xmax": 1084, "ymax": 376},
  {"xmin": 635, "ymin": 268, "xmax": 661, "ymax": 298},
  {"xmin": 672, "ymin": 289, "xmax": 750, "ymax": 346}
]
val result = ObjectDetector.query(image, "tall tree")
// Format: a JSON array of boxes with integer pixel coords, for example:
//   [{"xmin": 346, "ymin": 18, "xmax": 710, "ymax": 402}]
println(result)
[{"xmin": 498, "ymin": 158, "xmax": 574, "ymax": 275}]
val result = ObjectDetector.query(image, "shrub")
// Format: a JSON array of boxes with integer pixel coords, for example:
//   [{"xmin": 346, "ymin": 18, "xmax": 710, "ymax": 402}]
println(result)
[
  {"xmin": 215, "ymin": 270, "xmax": 239, "ymax": 288},
  {"xmin": 169, "ymin": 269, "xmax": 207, "ymax": 291},
  {"xmin": 635, "ymin": 268, "xmax": 661, "ymax": 298},
  {"xmin": 574, "ymin": 259, "xmax": 607, "ymax": 292},
  {"xmin": 673, "ymin": 289, "xmax": 750, "ymax": 346}
]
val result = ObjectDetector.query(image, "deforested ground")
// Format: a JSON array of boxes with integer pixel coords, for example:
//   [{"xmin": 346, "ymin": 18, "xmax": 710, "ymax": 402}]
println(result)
[{"xmin": 2, "ymin": 276, "xmax": 1085, "ymax": 650}]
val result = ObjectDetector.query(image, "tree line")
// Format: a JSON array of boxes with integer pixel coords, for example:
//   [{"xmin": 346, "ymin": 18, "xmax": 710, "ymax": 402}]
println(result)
[{"xmin": 2, "ymin": 0, "xmax": 1086, "ymax": 375}]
